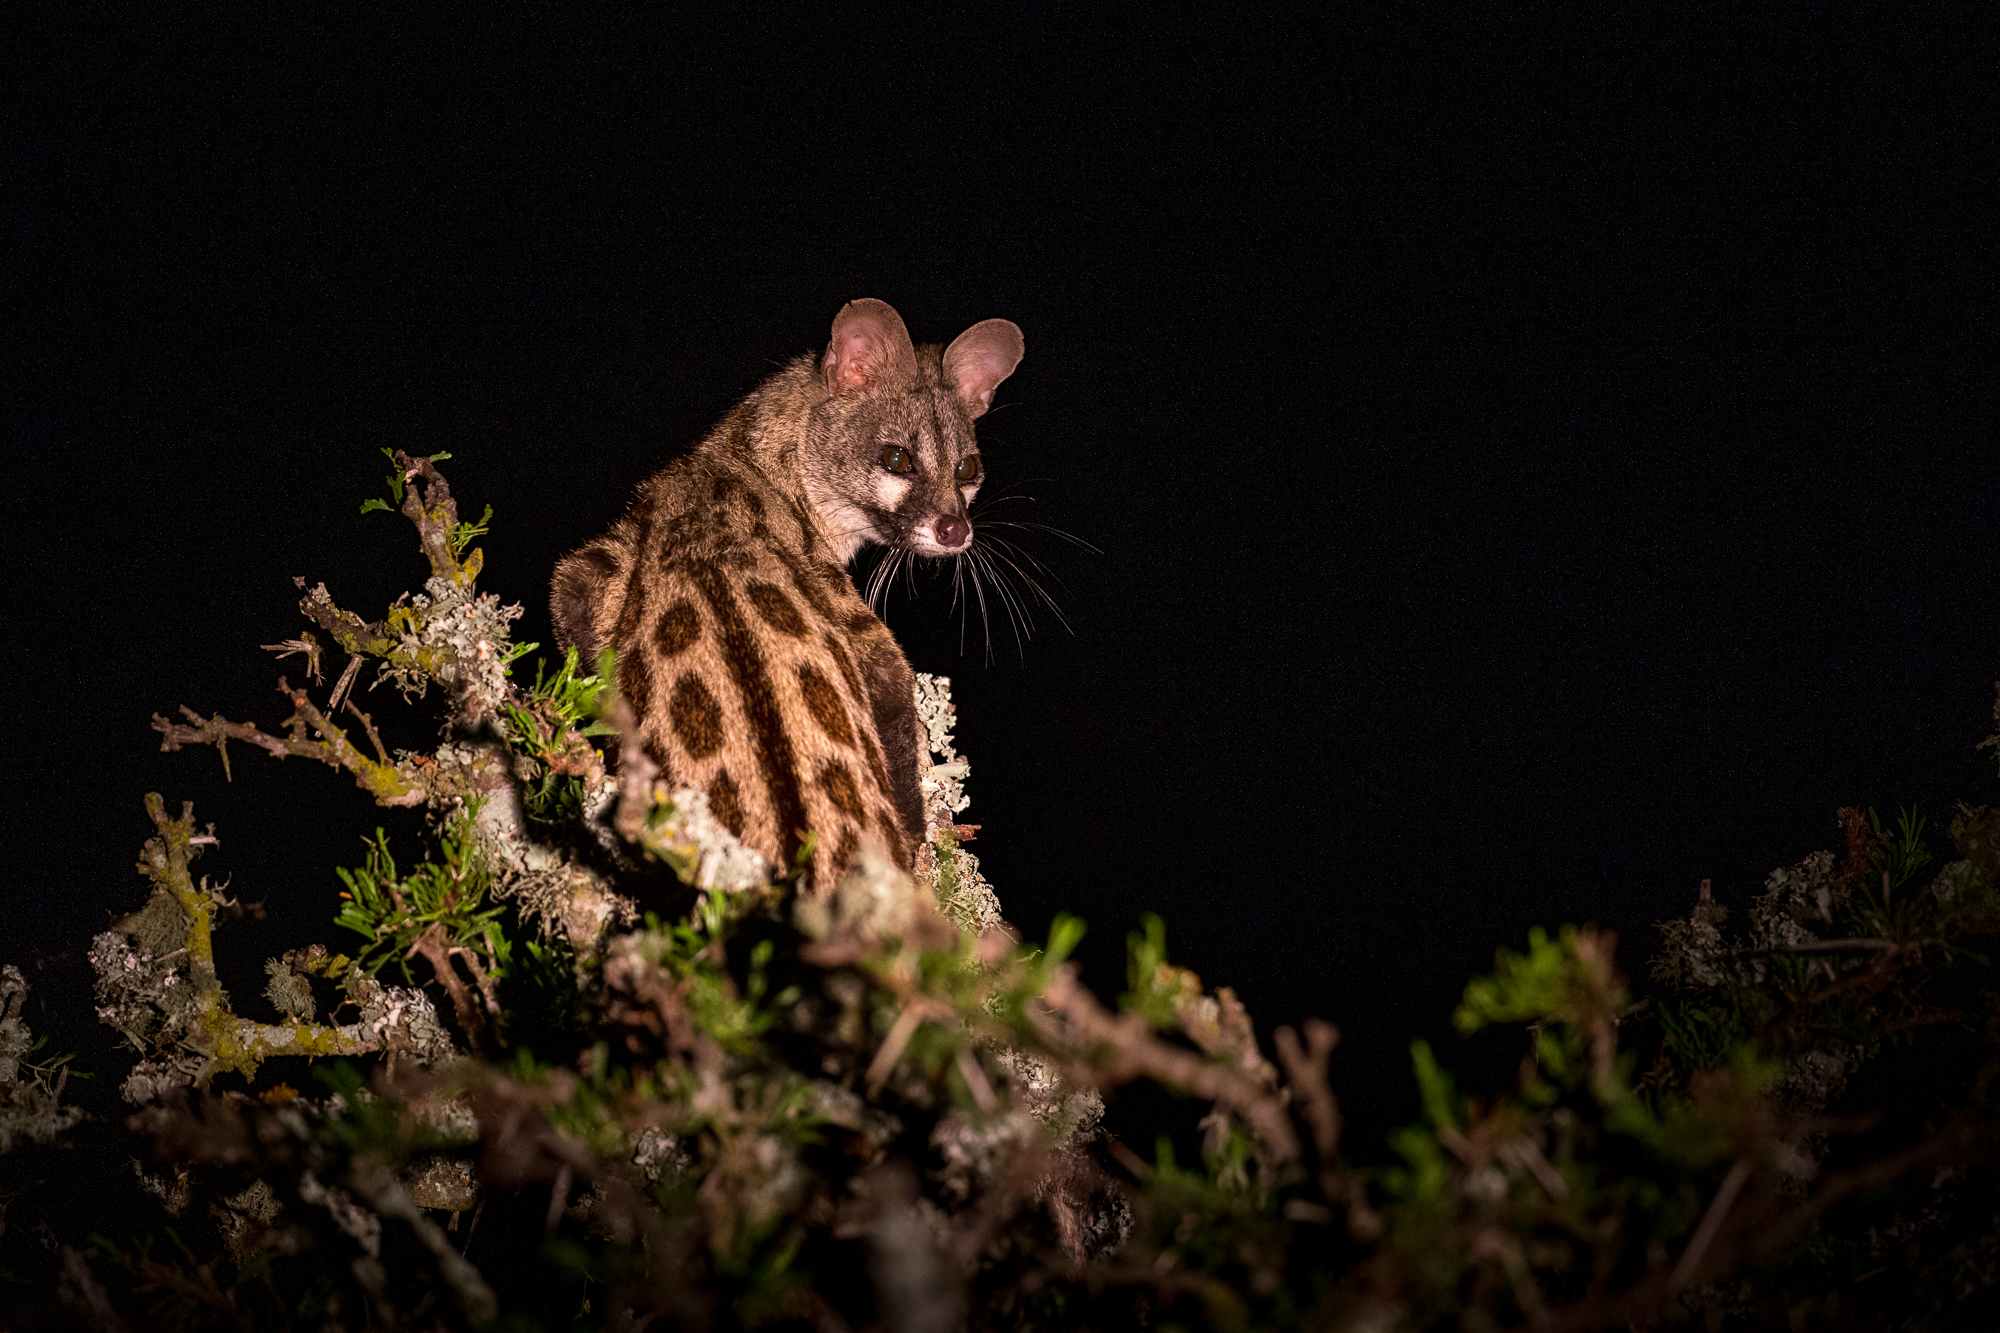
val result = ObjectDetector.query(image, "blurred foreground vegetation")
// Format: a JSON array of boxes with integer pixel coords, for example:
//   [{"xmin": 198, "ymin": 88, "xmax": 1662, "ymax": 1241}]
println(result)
[{"xmin": 3, "ymin": 453, "xmax": 1996, "ymax": 1331}]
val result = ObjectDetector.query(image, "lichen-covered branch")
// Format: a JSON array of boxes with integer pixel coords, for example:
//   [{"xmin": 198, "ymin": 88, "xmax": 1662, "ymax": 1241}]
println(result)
[
  {"xmin": 26, "ymin": 450, "xmax": 1994, "ymax": 1332},
  {"xmin": 1, "ymin": 965, "xmax": 89, "ymax": 1154},
  {"xmin": 1035, "ymin": 963, "xmax": 1301, "ymax": 1165},
  {"xmin": 93, "ymin": 795, "xmax": 456, "ymax": 1101},
  {"xmin": 153, "ymin": 681, "xmax": 427, "ymax": 805},
  {"xmin": 395, "ymin": 450, "xmax": 483, "ymax": 589}
]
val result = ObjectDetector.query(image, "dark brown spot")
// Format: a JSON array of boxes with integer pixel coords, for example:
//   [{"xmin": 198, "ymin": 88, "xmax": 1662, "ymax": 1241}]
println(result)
[
  {"xmin": 707, "ymin": 769, "xmax": 744, "ymax": 837},
  {"xmin": 660, "ymin": 504, "xmax": 708, "ymax": 556},
  {"xmin": 822, "ymin": 632, "xmax": 865, "ymax": 703},
  {"xmin": 745, "ymin": 581, "xmax": 807, "ymax": 636},
  {"xmin": 610, "ymin": 513, "xmax": 654, "ymax": 646},
  {"xmin": 861, "ymin": 734, "xmax": 893, "ymax": 803},
  {"xmin": 618, "ymin": 652, "xmax": 654, "ymax": 717},
  {"xmin": 775, "ymin": 547, "xmax": 839, "ymax": 625},
  {"xmin": 643, "ymin": 738, "xmax": 672, "ymax": 774},
  {"xmin": 724, "ymin": 549, "xmax": 756, "ymax": 569},
  {"xmin": 689, "ymin": 562, "xmax": 809, "ymax": 865},
  {"xmin": 845, "ymin": 609, "xmax": 879, "ymax": 637},
  {"xmin": 877, "ymin": 805, "xmax": 908, "ymax": 868},
  {"xmin": 833, "ymin": 827, "xmax": 860, "ymax": 874},
  {"xmin": 798, "ymin": 664, "xmax": 855, "ymax": 746},
  {"xmin": 785, "ymin": 495, "xmax": 825, "ymax": 555},
  {"xmin": 670, "ymin": 505, "xmax": 712, "ymax": 540},
  {"xmin": 820, "ymin": 760, "xmax": 865, "ymax": 820},
  {"xmin": 669, "ymin": 672, "xmax": 725, "ymax": 759},
  {"xmin": 743, "ymin": 490, "xmax": 765, "ymax": 519},
  {"xmin": 711, "ymin": 473, "xmax": 737, "ymax": 505},
  {"xmin": 654, "ymin": 600, "xmax": 702, "ymax": 658},
  {"xmin": 819, "ymin": 562, "xmax": 854, "ymax": 594}
]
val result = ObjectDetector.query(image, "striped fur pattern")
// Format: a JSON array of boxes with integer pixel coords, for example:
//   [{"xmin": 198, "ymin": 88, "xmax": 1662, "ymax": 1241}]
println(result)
[{"xmin": 551, "ymin": 300, "xmax": 1023, "ymax": 892}]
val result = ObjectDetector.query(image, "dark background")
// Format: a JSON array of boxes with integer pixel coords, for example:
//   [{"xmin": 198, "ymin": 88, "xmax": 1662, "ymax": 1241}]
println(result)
[{"xmin": 7, "ymin": 8, "xmax": 1998, "ymax": 1159}]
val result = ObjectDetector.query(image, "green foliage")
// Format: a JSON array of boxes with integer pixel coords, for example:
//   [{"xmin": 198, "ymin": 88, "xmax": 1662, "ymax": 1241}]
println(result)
[
  {"xmin": 1869, "ymin": 805, "xmax": 1934, "ymax": 893},
  {"xmin": 358, "ymin": 445, "xmax": 454, "ymax": 515},
  {"xmin": 1653, "ymin": 996, "xmax": 1754, "ymax": 1078},
  {"xmin": 1455, "ymin": 923, "xmax": 1626, "ymax": 1035},
  {"xmin": 448, "ymin": 502, "xmax": 493, "ymax": 557},
  {"xmin": 12, "ymin": 453, "xmax": 1996, "ymax": 1332},
  {"xmin": 1120, "ymin": 910, "xmax": 1183, "ymax": 1027},
  {"xmin": 502, "ymin": 646, "xmax": 617, "ymax": 829},
  {"xmin": 333, "ymin": 807, "xmax": 506, "ymax": 984}
]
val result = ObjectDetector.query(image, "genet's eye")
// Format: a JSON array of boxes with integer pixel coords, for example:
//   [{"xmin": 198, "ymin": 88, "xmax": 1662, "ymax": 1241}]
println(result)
[
  {"xmin": 880, "ymin": 445, "xmax": 913, "ymax": 475},
  {"xmin": 954, "ymin": 454, "xmax": 982, "ymax": 484}
]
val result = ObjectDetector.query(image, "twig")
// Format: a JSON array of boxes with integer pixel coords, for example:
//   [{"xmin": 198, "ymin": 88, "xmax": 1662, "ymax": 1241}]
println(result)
[
  {"xmin": 396, "ymin": 451, "xmax": 482, "ymax": 587},
  {"xmin": 955, "ymin": 1045, "xmax": 997, "ymax": 1112},
  {"xmin": 866, "ymin": 1004, "xmax": 932, "ymax": 1092},
  {"xmin": 152, "ymin": 679, "xmax": 425, "ymax": 807},
  {"xmin": 1033, "ymin": 966, "xmax": 1302, "ymax": 1163},
  {"xmin": 327, "ymin": 653, "xmax": 364, "ymax": 714},
  {"xmin": 460, "ymin": 1193, "xmax": 486, "ymax": 1257},
  {"xmin": 544, "ymin": 1164, "xmax": 573, "ymax": 1237},
  {"xmin": 294, "ymin": 578, "xmax": 391, "ymax": 658},
  {"xmin": 260, "ymin": 634, "xmax": 325, "ymax": 684},
  {"xmin": 1668, "ymin": 1159, "xmax": 1752, "ymax": 1291},
  {"xmin": 343, "ymin": 695, "xmax": 393, "ymax": 768},
  {"xmin": 1273, "ymin": 1019, "xmax": 1342, "ymax": 1163},
  {"xmin": 131, "ymin": 795, "xmax": 385, "ymax": 1081},
  {"xmin": 407, "ymin": 922, "xmax": 488, "ymax": 1056}
]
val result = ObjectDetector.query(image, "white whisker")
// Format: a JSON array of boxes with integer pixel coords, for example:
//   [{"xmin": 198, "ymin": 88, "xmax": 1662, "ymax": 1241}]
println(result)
[{"xmin": 841, "ymin": 490, "xmax": 1091, "ymax": 661}]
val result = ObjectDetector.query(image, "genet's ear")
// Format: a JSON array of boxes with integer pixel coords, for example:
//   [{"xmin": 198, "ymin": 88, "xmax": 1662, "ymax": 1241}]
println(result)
[
  {"xmin": 824, "ymin": 299, "xmax": 918, "ymax": 398},
  {"xmin": 943, "ymin": 319, "xmax": 1024, "ymax": 418}
]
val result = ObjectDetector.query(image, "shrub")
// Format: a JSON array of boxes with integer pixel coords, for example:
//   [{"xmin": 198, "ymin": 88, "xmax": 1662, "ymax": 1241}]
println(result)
[{"xmin": 4, "ymin": 453, "xmax": 1995, "ymax": 1330}]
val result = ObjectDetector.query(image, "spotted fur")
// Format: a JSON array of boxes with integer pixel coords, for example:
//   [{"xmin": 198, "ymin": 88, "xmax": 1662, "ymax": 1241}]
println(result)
[{"xmin": 551, "ymin": 300, "xmax": 1023, "ymax": 891}]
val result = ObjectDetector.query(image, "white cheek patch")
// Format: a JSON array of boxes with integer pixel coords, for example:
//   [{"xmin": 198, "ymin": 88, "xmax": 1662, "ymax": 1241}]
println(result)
[
  {"xmin": 814, "ymin": 496, "xmax": 878, "ymax": 563},
  {"xmin": 872, "ymin": 473, "xmax": 913, "ymax": 510}
]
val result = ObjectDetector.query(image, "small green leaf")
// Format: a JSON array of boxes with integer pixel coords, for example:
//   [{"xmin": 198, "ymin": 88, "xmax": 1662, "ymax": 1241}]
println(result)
[
  {"xmin": 378, "ymin": 446, "xmax": 406, "ymax": 503},
  {"xmin": 1045, "ymin": 913, "xmax": 1087, "ymax": 967},
  {"xmin": 1410, "ymin": 1039, "xmax": 1460, "ymax": 1131},
  {"xmin": 448, "ymin": 503, "xmax": 493, "ymax": 557}
]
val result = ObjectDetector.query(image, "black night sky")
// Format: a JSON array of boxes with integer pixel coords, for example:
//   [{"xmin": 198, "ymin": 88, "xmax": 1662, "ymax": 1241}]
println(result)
[{"xmin": 7, "ymin": 9, "xmax": 1998, "ymax": 1157}]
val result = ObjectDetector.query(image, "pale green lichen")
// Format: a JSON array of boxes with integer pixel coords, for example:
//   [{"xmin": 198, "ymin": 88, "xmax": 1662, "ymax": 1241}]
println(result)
[
  {"xmin": 1, "ymin": 965, "xmax": 88, "ymax": 1155},
  {"xmin": 374, "ymin": 576, "xmax": 525, "ymax": 721},
  {"xmin": 1749, "ymin": 850, "xmax": 1845, "ymax": 954},
  {"xmin": 913, "ymin": 674, "xmax": 1003, "ymax": 932},
  {"xmin": 915, "ymin": 671, "xmax": 970, "ymax": 831},
  {"xmin": 95, "ymin": 795, "xmax": 458, "ymax": 1102},
  {"xmin": 930, "ymin": 826, "xmax": 1003, "ymax": 935},
  {"xmin": 1650, "ymin": 883, "xmax": 1733, "ymax": 991},
  {"xmin": 988, "ymin": 1045, "xmax": 1104, "ymax": 1149},
  {"xmin": 264, "ymin": 955, "xmax": 316, "ymax": 1021},
  {"xmin": 630, "ymin": 785, "xmax": 769, "ymax": 895},
  {"xmin": 795, "ymin": 847, "xmax": 952, "ymax": 946}
]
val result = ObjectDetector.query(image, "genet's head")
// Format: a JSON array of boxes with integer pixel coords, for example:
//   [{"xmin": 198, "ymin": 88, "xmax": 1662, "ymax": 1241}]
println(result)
[{"xmin": 807, "ymin": 298, "xmax": 1023, "ymax": 560}]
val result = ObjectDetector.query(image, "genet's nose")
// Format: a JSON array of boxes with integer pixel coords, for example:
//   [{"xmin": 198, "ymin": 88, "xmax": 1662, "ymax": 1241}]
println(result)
[{"xmin": 934, "ymin": 514, "xmax": 970, "ymax": 548}]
